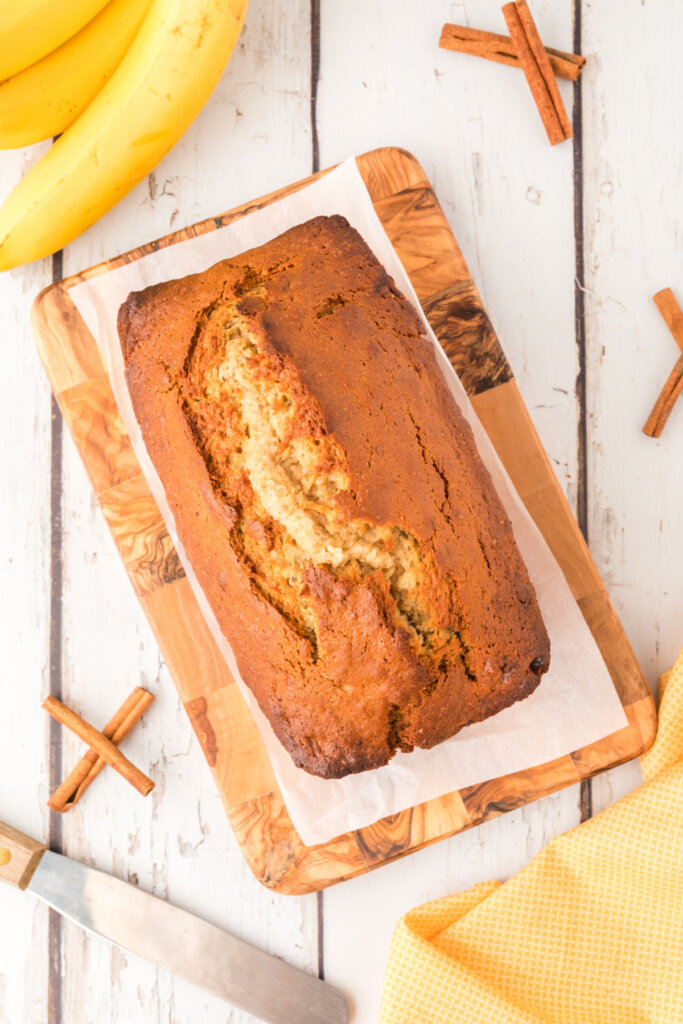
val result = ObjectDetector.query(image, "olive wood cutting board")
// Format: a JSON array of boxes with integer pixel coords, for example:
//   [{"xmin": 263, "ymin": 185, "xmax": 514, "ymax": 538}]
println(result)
[{"xmin": 32, "ymin": 147, "xmax": 656, "ymax": 894}]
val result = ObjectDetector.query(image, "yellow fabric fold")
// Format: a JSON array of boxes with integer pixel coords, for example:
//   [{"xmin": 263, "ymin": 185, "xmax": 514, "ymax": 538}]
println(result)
[{"xmin": 379, "ymin": 649, "xmax": 683, "ymax": 1024}]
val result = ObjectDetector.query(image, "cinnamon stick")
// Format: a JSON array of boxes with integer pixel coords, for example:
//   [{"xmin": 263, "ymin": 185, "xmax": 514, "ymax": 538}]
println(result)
[
  {"xmin": 439, "ymin": 23, "xmax": 585, "ymax": 82},
  {"xmin": 502, "ymin": 1, "xmax": 573, "ymax": 145},
  {"xmin": 48, "ymin": 688, "xmax": 154, "ymax": 812},
  {"xmin": 43, "ymin": 695, "xmax": 154, "ymax": 798},
  {"xmin": 643, "ymin": 289, "xmax": 683, "ymax": 437},
  {"xmin": 642, "ymin": 356, "xmax": 683, "ymax": 438},
  {"xmin": 652, "ymin": 288, "xmax": 683, "ymax": 353}
]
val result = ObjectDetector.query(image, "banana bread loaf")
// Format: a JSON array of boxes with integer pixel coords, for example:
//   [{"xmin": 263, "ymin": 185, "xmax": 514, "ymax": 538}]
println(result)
[{"xmin": 118, "ymin": 214, "xmax": 550, "ymax": 779}]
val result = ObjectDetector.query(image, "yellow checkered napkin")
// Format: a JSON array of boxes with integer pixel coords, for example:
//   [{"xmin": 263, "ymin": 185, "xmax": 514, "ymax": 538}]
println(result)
[{"xmin": 379, "ymin": 650, "xmax": 683, "ymax": 1024}]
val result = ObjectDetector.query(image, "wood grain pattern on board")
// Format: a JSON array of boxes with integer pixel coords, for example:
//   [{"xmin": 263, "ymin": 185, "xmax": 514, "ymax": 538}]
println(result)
[{"xmin": 31, "ymin": 147, "xmax": 656, "ymax": 895}]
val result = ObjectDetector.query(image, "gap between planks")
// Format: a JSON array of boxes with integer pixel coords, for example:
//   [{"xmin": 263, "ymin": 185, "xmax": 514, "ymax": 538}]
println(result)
[
  {"xmin": 310, "ymin": 0, "xmax": 325, "ymax": 979},
  {"xmin": 48, "ymin": 249, "xmax": 64, "ymax": 1024},
  {"xmin": 572, "ymin": 0, "xmax": 592, "ymax": 825}
]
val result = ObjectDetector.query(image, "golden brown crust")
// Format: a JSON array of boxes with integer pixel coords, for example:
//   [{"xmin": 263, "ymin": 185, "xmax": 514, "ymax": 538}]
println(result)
[{"xmin": 118, "ymin": 215, "xmax": 550, "ymax": 778}]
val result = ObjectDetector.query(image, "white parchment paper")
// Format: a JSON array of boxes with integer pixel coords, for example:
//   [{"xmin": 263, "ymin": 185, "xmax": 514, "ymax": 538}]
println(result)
[{"xmin": 69, "ymin": 157, "xmax": 627, "ymax": 846}]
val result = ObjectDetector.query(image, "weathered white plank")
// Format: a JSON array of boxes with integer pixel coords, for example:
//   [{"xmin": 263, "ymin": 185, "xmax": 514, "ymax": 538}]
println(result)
[
  {"xmin": 317, "ymin": 1, "xmax": 581, "ymax": 1020},
  {"xmin": 581, "ymin": 0, "xmax": 682, "ymax": 814},
  {"xmin": 581, "ymin": 0, "xmax": 683, "ymax": 684},
  {"xmin": 71, "ymin": 0, "xmax": 314, "ymax": 260},
  {"xmin": 324, "ymin": 785, "xmax": 582, "ymax": 1024},
  {"xmin": 0, "ymin": 144, "xmax": 53, "ymax": 1024},
  {"xmin": 318, "ymin": 0, "xmax": 579, "ymax": 501},
  {"xmin": 54, "ymin": 2, "xmax": 318, "ymax": 1022}
]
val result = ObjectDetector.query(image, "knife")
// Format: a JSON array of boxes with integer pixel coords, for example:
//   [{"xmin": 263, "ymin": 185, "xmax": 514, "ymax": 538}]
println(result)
[{"xmin": 0, "ymin": 821, "xmax": 348, "ymax": 1024}]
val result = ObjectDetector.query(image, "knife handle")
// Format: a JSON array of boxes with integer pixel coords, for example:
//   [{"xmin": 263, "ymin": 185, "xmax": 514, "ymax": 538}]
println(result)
[{"xmin": 0, "ymin": 822, "xmax": 47, "ymax": 890}]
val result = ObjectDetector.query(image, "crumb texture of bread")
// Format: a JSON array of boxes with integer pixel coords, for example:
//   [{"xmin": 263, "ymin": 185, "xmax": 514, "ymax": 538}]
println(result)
[{"xmin": 118, "ymin": 215, "xmax": 550, "ymax": 779}]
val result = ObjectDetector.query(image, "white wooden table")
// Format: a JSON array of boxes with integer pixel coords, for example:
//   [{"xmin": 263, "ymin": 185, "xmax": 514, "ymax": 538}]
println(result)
[{"xmin": 1, "ymin": 2, "xmax": 681, "ymax": 1021}]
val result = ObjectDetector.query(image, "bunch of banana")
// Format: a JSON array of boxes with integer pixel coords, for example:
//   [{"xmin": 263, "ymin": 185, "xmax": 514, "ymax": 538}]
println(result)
[
  {"xmin": 0, "ymin": 0, "xmax": 151, "ymax": 150},
  {"xmin": 0, "ymin": 0, "xmax": 248, "ymax": 270}
]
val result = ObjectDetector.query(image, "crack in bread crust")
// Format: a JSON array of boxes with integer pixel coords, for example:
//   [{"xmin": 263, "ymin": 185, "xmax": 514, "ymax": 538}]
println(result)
[{"xmin": 182, "ymin": 303, "xmax": 460, "ymax": 673}]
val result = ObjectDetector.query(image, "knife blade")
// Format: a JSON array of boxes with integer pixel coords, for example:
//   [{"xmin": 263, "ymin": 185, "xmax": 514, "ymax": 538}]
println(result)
[{"xmin": 0, "ymin": 821, "xmax": 348, "ymax": 1024}]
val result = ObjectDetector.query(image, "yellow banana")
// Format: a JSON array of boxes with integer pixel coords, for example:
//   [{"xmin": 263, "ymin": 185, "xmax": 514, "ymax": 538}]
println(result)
[
  {"xmin": 0, "ymin": 0, "xmax": 151, "ymax": 149},
  {"xmin": 0, "ymin": 0, "xmax": 111, "ymax": 82},
  {"xmin": 0, "ymin": 0, "xmax": 248, "ymax": 270}
]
